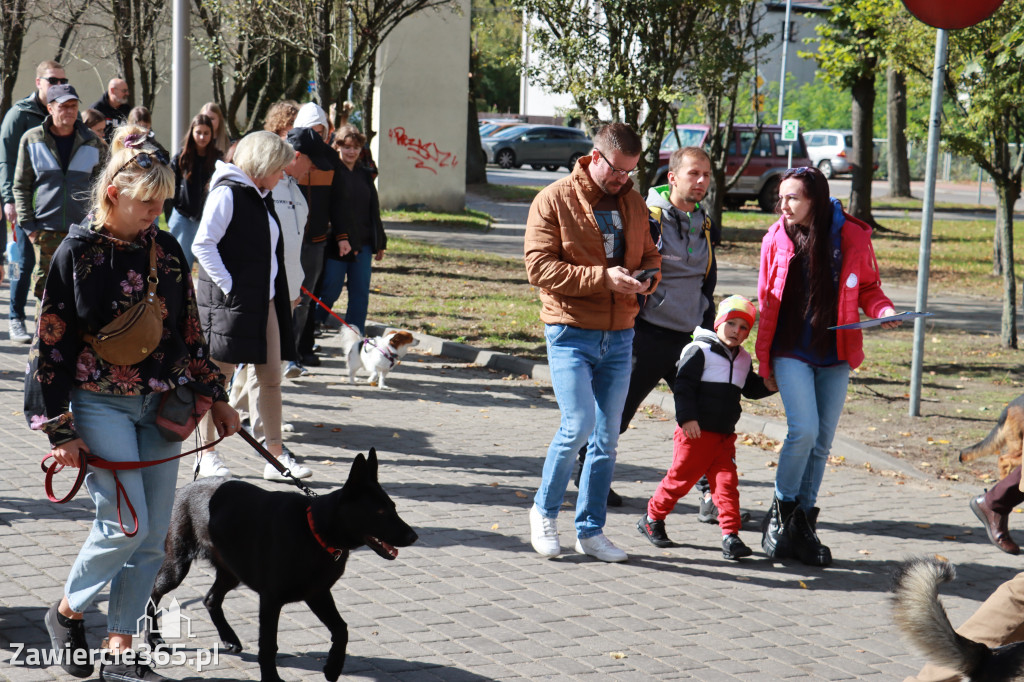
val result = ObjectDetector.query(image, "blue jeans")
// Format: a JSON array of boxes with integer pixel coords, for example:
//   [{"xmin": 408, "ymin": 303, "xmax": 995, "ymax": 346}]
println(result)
[
  {"xmin": 534, "ymin": 325, "xmax": 633, "ymax": 538},
  {"xmin": 64, "ymin": 390, "xmax": 181, "ymax": 635},
  {"xmin": 167, "ymin": 209, "xmax": 200, "ymax": 270},
  {"xmin": 772, "ymin": 357, "xmax": 850, "ymax": 509},
  {"xmin": 314, "ymin": 250, "xmax": 373, "ymax": 334},
  {"xmin": 9, "ymin": 223, "xmax": 35, "ymax": 321}
]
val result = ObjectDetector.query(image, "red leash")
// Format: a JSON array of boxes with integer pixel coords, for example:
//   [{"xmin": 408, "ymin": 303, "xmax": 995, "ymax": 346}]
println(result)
[
  {"xmin": 40, "ymin": 438, "xmax": 222, "ymax": 537},
  {"xmin": 300, "ymin": 285, "xmax": 360, "ymax": 335}
]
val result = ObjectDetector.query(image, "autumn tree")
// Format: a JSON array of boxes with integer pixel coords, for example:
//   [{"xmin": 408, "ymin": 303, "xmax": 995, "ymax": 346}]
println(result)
[
  {"xmin": 942, "ymin": 1, "xmax": 1024, "ymax": 348},
  {"xmin": 511, "ymin": 0, "xmax": 714, "ymax": 192},
  {"xmin": 805, "ymin": 0, "xmax": 900, "ymax": 225}
]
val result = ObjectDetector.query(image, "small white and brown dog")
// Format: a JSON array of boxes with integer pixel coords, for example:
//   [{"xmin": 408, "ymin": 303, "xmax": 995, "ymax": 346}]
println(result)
[{"xmin": 340, "ymin": 327, "xmax": 420, "ymax": 389}]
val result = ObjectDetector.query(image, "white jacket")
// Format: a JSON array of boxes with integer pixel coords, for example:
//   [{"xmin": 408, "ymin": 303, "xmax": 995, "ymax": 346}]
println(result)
[{"xmin": 272, "ymin": 172, "xmax": 308, "ymax": 301}]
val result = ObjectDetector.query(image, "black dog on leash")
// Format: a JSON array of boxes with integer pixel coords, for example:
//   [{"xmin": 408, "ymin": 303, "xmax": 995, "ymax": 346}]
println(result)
[{"xmin": 147, "ymin": 448, "xmax": 418, "ymax": 681}]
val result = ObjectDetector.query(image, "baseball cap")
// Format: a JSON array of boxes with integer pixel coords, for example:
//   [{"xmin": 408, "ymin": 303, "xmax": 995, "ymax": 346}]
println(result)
[
  {"xmin": 286, "ymin": 127, "xmax": 335, "ymax": 171},
  {"xmin": 47, "ymin": 84, "xmax": 80, "ymax": 104}
]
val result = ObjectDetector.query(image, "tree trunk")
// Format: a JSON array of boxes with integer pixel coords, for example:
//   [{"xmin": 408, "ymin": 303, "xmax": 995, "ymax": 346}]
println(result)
[
  {"xmin": 849, "ymin": 72, "xmax": 875, "ymax": 223},
  {"xmin": 997, "ymin": 181, "xmax": 1018, "ymax": 348},
  {"xmin": 362, "ymin": 59, "xmax": 377, "ymax": 144},
  {"xmin": 0, "ymin": 0, "xmax": 29, "ymax": 114},
  {"xmin": 886, "ymin": 67, "xmax": 911, "ymax": 198}
]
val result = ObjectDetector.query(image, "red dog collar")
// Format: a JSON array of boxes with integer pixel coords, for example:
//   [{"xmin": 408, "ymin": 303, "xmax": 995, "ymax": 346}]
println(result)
[{"xmin": 306, "ymin": 506, "xmax": 343, "ymax": 561}]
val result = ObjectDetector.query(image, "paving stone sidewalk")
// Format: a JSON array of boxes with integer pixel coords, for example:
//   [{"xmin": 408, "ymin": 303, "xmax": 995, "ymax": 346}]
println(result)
[{"xmin": 1, "ymin": 309, "xmax": 1022, "ymax": 682}]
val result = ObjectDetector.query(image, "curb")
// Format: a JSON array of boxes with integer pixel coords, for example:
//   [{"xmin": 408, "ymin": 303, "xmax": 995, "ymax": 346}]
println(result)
[{"xmin": 369, "ymin": 322, "xmax": 929, "ymax": 482}]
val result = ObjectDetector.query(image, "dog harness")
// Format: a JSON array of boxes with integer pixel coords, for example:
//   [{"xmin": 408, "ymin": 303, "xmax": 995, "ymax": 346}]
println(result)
[
  {"xmin": 361, "ymin": 337, "xmax": 398, "ymax": 367},
  {"xmin": 306, "ymin": 506, "xmax": 344, "ymax": 561}
]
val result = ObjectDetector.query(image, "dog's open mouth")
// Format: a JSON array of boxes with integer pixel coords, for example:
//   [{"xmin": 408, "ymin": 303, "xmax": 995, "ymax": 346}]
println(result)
[{"xmin": 365, "ymin": 535, "xmax": 398, "ymax": 560}]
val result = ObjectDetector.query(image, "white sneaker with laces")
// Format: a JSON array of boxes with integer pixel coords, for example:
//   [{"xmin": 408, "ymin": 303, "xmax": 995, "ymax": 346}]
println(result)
[
  {"xmin": 529, "ymin": 505, "xmax": 560, "ymax": 557},
  {"xmin": 575, "ymin": 532, "xmax": 628, "ymax": 563},
  {"xmin": 264, "ymin": 451, "xmax": 313, "ymax": 481},
  {"xmin": 194, "ymin": 450, "xmax": 231, "ymax": 478},
  {"xmin": 9, "ymin": 317, "xmax": 31, "ymax": 344}
]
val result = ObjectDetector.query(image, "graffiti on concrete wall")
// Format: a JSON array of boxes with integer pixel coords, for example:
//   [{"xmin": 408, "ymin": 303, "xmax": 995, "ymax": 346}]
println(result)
[{"xmin": 388, "ymin": 127, "xmax": 458, "ymax": 174}]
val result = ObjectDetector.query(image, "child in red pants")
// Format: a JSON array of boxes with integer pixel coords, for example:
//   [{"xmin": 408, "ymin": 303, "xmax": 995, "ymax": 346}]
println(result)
[{"xmin": 637, "ymin": 295, "xmax": 776, "ymax": 559}]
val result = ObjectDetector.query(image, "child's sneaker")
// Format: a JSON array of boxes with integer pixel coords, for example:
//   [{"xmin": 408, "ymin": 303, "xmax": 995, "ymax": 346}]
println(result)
[
  {"xmin": 722, "ymin": 533, "xmax": 752, "ymax": 560},
  {"xmin": 698, "ymin": 493, "xmax": 752, "ymax": 524},
  {"xmin": 636, "ymin": 515, "xmax": 673, "ymax": 548}
]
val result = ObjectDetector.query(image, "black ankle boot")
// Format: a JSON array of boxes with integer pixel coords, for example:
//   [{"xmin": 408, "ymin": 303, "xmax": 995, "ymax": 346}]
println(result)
[
  {"xmin": 787, "ymin": 505, "xmax": 832, "ymax": 567},
  {"xmin": 761, "ymin": 497, "xmax": 796, "ymax": 559}
]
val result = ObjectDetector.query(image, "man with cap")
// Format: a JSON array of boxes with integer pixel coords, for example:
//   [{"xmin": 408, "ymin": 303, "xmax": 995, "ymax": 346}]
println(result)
[
  {"xmin": 290, "ymin": 102, "xmax": 349, "ymax": 371},
  {"xmin": 636, "ymin": 294, "xmax": 777, "ymax": 560},
  {"xmin": 12, "ymin": 83, "xmax": 103, "ymax": 301},
  {"xmin": 0, "ymin": 60, "xmax": 68, "ymax": 343}
]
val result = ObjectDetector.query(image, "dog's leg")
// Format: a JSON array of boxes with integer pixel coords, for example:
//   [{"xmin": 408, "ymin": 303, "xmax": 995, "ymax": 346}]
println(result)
[
  {"xmin": 306, "ymin": 592, "xmax": 348, "ymax": 682},
  {"xmin": 257, "ymin": 599, "xmax": 285, "ymax": 682},
  {"xmin": 148, "ymin": 529, "xmax": 196, "ymax": 651},
  {"xmin": 378, "ymin": 372, "xmax": 387, "ymax": 390},
  {"xmin": 203, "ymin": 568, "xmax": 244, "ymax": 653}
]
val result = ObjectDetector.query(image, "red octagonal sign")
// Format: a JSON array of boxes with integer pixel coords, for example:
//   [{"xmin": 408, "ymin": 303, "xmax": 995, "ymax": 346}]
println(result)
[{"xmin": 902, "ymin": 0, "xmax": 1006, "ymax": 29}]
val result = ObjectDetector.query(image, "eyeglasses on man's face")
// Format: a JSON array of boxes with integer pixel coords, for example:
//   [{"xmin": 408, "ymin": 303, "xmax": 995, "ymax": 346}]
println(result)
[
  {"xmin": 42, "ymin": 76, "xmax": 70, "ymax": 86},
  {"xmin": 596, "ymin": 149, "xmax": 637, "ymax": 177}
]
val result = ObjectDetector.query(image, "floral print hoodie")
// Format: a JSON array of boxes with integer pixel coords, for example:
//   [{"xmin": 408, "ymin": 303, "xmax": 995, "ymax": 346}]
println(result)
[{"xmin": 24, "ymin": 220, "xmax": 228, "ymax": 446}]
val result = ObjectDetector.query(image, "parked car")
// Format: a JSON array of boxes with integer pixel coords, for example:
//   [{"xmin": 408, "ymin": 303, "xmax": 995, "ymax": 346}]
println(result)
[
  {"xmin": 804, "ymin": 129, "xmax": 879, "ymax": 179},
  {"xmin": 478, "ymin": 120, "xmax": 526, "ymax": 138},
  {"xmin": 655, "ymin": 123, "xmax": 812, "ymax": 212},
  {"xmin": 483, "ymin": 125, "xmax": 592, "ymax": 171}
]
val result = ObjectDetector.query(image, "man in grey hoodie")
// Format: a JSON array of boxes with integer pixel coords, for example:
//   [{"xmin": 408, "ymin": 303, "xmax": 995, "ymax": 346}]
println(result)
[{"xmin": 576, "ymin": 146, "xmax": 717, "ymax": 507}]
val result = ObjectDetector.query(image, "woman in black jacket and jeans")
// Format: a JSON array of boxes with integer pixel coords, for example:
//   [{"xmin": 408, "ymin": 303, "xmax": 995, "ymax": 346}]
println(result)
[
  {"xmin": 314, "ymin": 124, "xmax": 387, "ymax": 334},
  {"xmin": 168, "ymin": 113, "xmax": 220, "ymax": 269}
]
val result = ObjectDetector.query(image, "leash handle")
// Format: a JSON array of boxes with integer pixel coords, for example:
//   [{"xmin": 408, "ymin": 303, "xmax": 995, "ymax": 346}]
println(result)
[
  {"xmin": 40, "ymin": 437, "xmax": 224, "ymax": 537},
  {"xmin": 236, "ymin": 428, "xmax": 318, "ymax": 498}
]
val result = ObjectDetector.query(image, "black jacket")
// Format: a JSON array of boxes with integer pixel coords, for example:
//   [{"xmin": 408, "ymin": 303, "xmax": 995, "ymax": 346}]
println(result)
[
  {"xmin": 673, "ymin": 327, "xmax": 774, "ymax": 434},
  {"xmin": 170, "ymin": 152, "xmax": 216, "ymax": 219},
  {"xmin": 88, "ymin": 93, "xmax": 130, "ymax": 142},
  {"xmin": 24, "ymin": 222, "xmax": 229, "ymax": 446},
  {"xmin": 196, "ymin": 181, "xmax": 296, "ymax": 364},
  {"xmin": 327, "ymin": 162, "xmax": 387, "ymax": 260}
]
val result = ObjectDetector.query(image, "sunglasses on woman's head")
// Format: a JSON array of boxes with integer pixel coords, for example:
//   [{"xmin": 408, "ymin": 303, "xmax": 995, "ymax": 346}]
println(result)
[{"xmin": 111, "ymin": 150, "xmax": 170, "ymax": 182}]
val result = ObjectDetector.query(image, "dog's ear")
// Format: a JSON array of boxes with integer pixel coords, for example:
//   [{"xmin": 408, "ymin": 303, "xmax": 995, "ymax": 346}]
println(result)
[
  {"xmin": 366, "ymin": 448, "xmax": 379, "ymax": 479},
  {"xmin": 343, "ymin": 452, "xmax": 368, "ymax": 493}
]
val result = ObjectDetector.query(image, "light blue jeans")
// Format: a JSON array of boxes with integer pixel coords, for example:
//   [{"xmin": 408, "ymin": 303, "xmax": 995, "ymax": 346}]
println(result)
[
  {"xmin": 64, "ymin": 390, "xmax": 181, "ymax": 635},
  {"xmin": 772, "ymin": 357, "xmax": 850, "ymax": 509},
  {"xmin": 167, "ymin": 209, "xmax": 200, "ymax": 270},
  {"xmin": 314, "ymin": 249, "xmax": 373, "ymax": 334},
  {"xmin": 534, "ymin": 324, "xmax": 633, "ymax": 538}
]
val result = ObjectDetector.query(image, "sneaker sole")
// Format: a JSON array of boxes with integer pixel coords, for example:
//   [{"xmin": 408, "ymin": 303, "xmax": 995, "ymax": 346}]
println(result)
[
  {"xmin": 574, "ymin": 540, "xmax": 627, "ymax": 562},
  {"xmin": 530, "ymin": 539, "xmax": 560, "ymax": 558}
]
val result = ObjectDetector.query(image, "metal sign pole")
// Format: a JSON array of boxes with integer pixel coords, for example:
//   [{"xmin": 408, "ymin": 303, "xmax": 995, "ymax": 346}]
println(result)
[{"xmin": 909, "ymin": 28, "xmax": 948, "ymax": 417}]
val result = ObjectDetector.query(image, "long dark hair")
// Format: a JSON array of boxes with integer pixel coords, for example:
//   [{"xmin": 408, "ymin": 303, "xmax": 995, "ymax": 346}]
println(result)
[
  {"xmin": 778, "ymin": 166, "xmax": 838, "ymax": 341},
  {"xmin": 178, "ymin": 114, "xmax": 221, "ymax": 182}
]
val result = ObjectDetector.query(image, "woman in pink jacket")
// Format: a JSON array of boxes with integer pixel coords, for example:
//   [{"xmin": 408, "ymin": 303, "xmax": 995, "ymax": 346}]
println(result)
[{"xmin": 757, "ymin": 166, "xmax": 899, "ymax": 567}]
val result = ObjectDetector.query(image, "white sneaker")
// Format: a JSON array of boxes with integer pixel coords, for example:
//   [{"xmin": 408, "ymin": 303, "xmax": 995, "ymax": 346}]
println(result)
[
  {"xmin": 264, "ymin": 451, "xmax": 312, "ymax": 481},
  {"xmin": 529, "ymin": 505, "xmax": 560, "ymax": 557},
  {"xmin": 9, "ymin": 318, "xmax": 31, "ymax": 344},
  {"xmin": 194, "ymin": 450, "xmax": 231, "ymax": 478},
  {"xmin": 575, "ymin": 533, "xmax": 628, "ymax": 563}
]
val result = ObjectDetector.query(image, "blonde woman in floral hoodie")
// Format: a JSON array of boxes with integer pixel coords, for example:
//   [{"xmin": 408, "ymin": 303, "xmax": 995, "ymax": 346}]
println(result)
[{"xmin": 24, "ymin": 124, "xmax": 240, "ymax": 682}]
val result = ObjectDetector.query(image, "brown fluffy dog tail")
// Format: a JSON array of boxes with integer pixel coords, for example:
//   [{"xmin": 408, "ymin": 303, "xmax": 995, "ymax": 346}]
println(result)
[{"xmin": 959, "ymin": 405, "xmax": 1015, "ymax": 463}]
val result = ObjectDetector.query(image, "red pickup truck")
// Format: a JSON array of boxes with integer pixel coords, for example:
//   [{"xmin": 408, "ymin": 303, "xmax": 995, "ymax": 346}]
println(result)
[{"xmin": 655, "ymin": 123, "xmax": 812, "ymax": 212}]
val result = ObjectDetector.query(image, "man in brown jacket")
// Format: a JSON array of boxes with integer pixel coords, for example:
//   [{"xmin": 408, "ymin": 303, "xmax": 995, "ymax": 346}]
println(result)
[{"xmin": 525, "ymin": 123, "xmax": 661, "ymax": 563}]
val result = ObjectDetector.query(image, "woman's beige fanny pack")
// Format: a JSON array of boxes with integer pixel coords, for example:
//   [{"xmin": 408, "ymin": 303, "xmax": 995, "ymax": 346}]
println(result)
[{"xmin": 82, "ymin": 240, "xmax": 163, "ymax": 365}]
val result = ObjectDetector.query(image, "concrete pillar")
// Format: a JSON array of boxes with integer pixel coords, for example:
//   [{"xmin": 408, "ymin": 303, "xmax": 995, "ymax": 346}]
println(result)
[{"xmin": 372, "ymin": 0, "xmax": 470, "ymax": 212}]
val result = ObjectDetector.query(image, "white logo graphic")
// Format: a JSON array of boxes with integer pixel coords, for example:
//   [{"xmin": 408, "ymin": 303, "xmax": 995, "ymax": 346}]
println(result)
[{"xmin": 137, "ymin": 598, "xmax": 194, "ymax": 640}]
